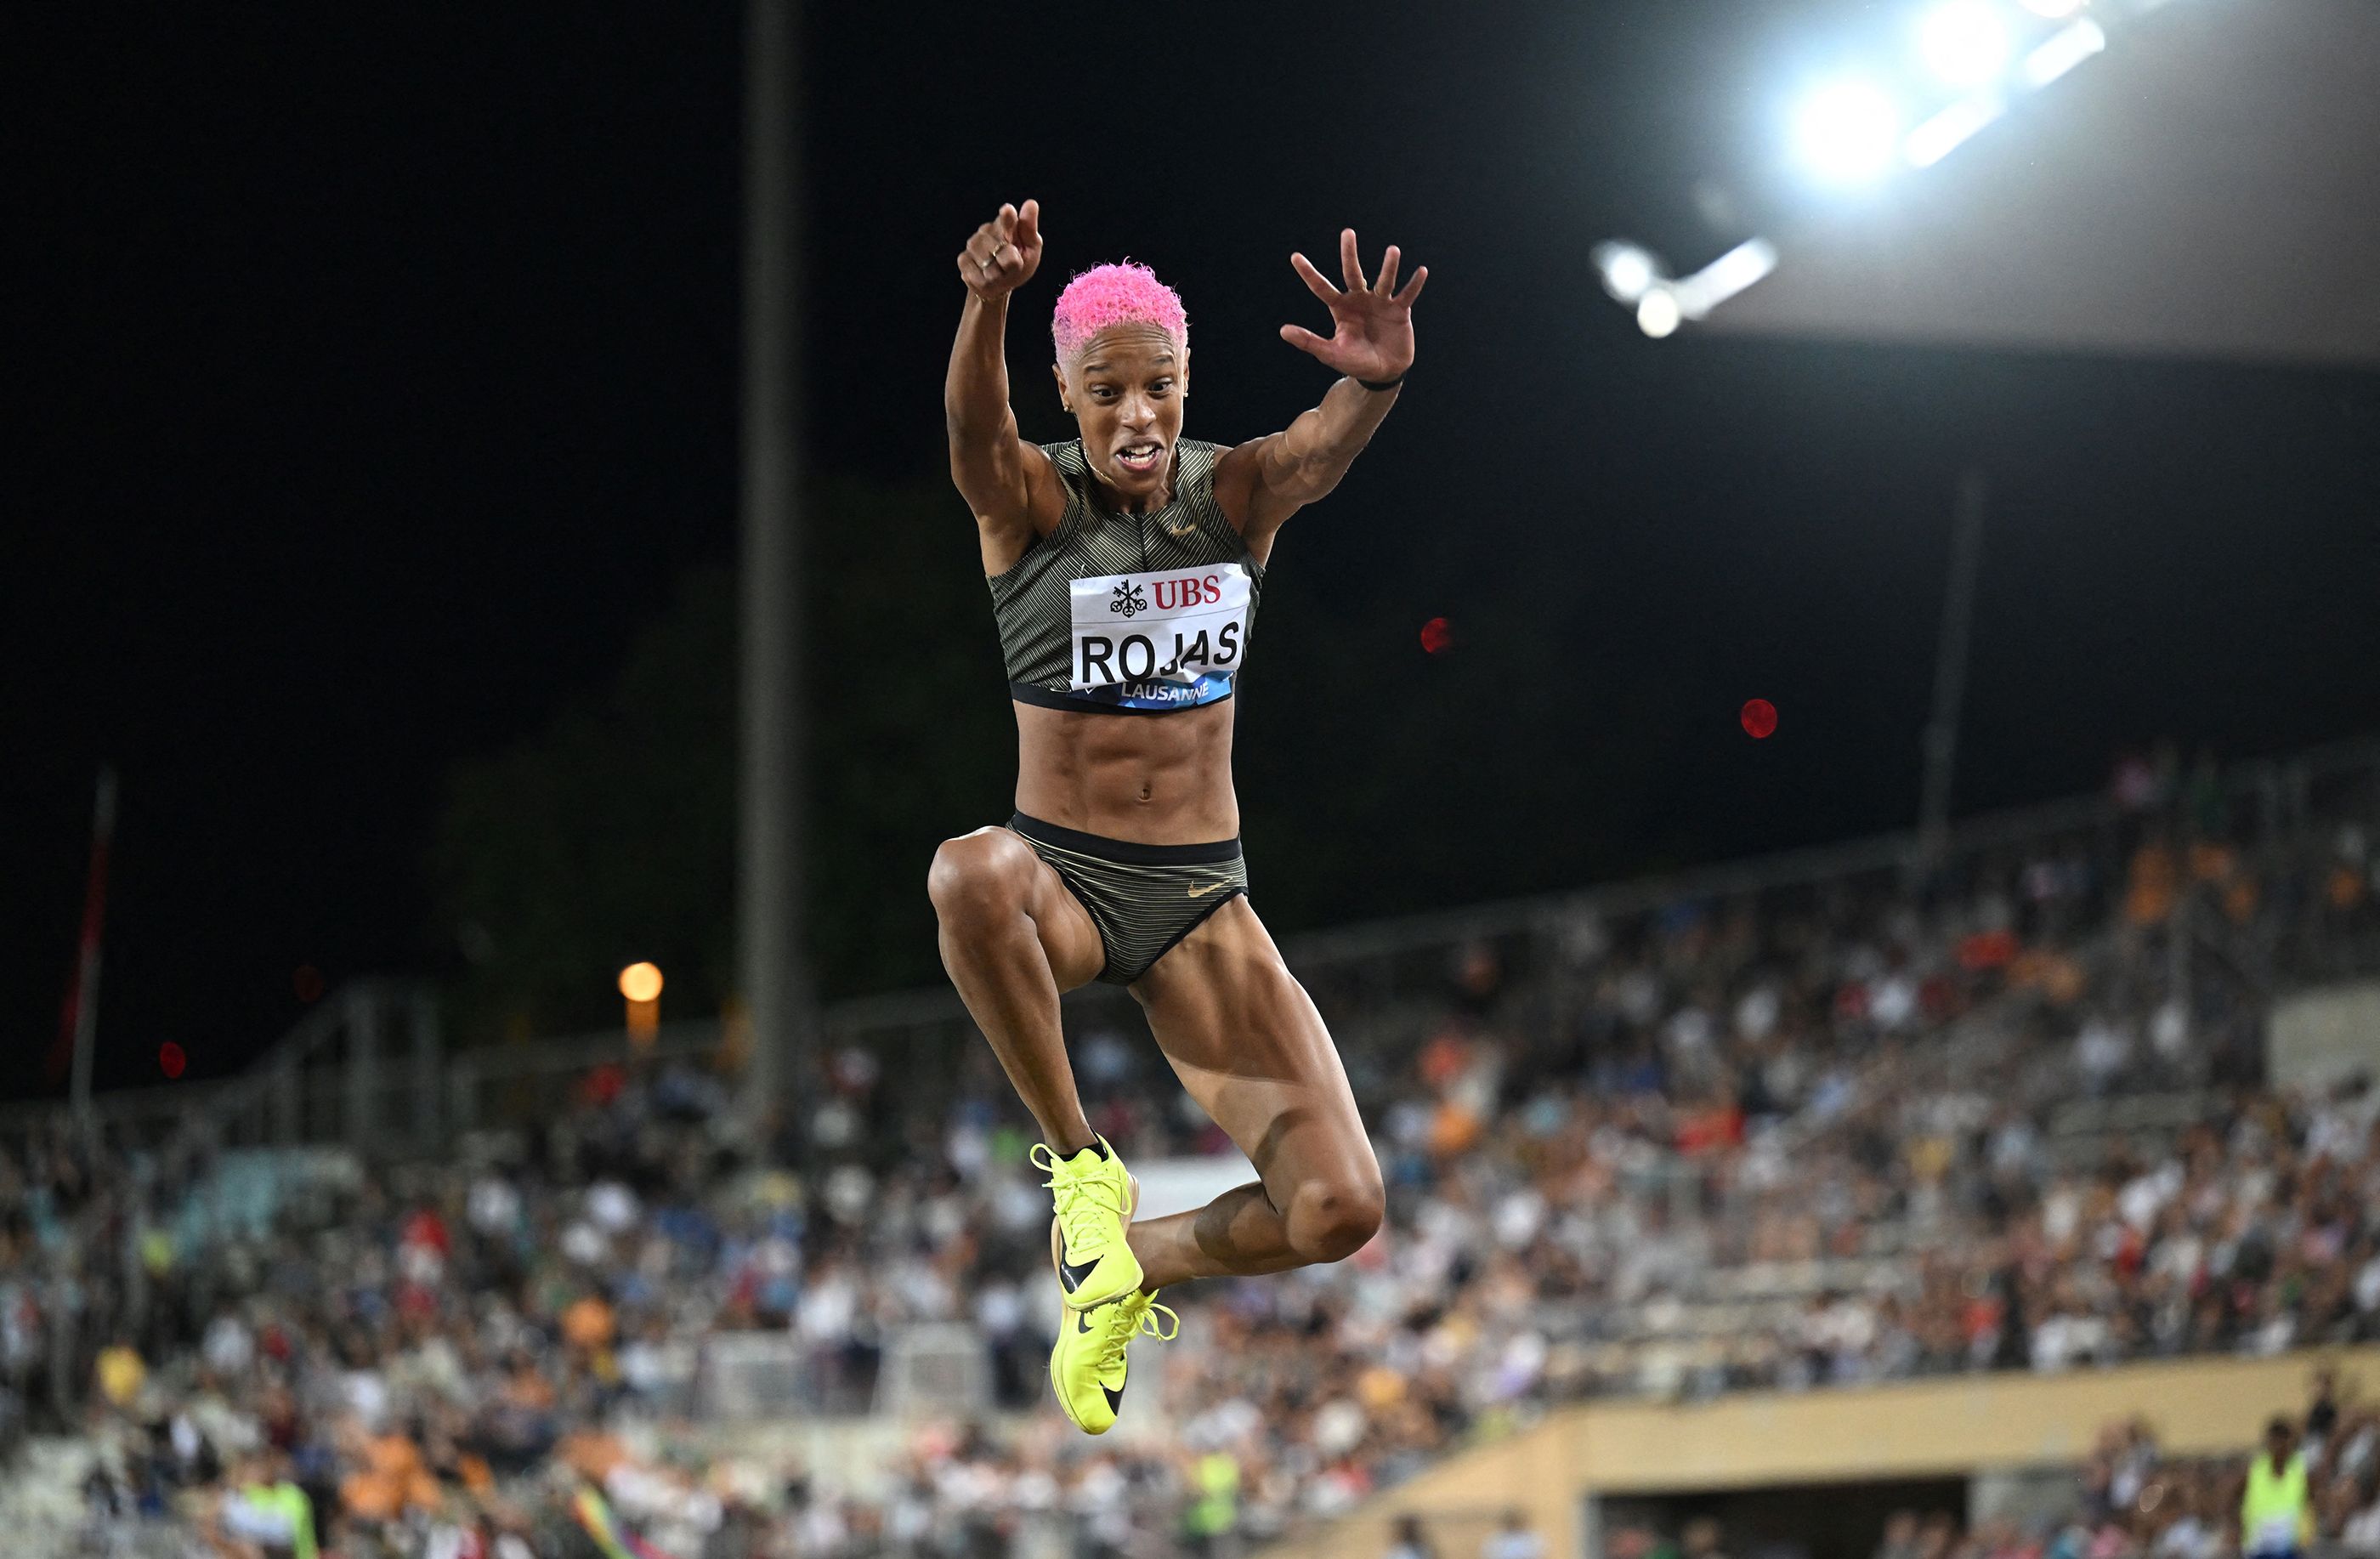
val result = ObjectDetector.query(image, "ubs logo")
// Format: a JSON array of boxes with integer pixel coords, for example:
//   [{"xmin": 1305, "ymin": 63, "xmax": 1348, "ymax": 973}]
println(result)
[{"xmin": 1109, "ymin": 581, "xmax": 1148, "ymax": 618}]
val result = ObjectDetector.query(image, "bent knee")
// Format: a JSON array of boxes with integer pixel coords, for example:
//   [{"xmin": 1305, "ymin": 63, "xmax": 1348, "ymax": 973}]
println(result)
[
  {"xmin": 1285, "ymin": 1171, "xmax": 1386, "ymax": 1265},
  {"xmin": 927, "ymin": 830, "xmax": 1036, "ymax": 924}
]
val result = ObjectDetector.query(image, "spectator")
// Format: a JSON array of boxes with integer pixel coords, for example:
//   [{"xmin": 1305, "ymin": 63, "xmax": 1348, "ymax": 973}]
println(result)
[
  {"xmin": 1684, "ymin": 1516, "xmax": 1732, "ymax": 1559},
  {"xmin": 2244, "ymin": 1418, "xmax": 2314, "ymax": 1559},
  {"xmin": 5, "ymin": 741, "xmax": 2376, "ymax": 1557},
  {"xmin": 1486, "ymin": 1507, "xmax": 1547, "ymax": 1559},
  {"xmin": 1876, "ymin": 1510, "xmax": 1923, "ymax": 1559}
]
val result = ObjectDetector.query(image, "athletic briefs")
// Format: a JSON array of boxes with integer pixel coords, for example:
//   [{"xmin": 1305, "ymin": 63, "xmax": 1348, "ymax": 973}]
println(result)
[{"xmin": 1008, "ymin": 814, "xmax": 1247, "ymax": 984}]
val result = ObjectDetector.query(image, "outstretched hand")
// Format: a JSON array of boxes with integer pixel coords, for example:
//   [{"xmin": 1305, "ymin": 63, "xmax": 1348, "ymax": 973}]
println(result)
[
  {"xmin": 1279, "ymin": 229, "xmax": 1427, "ymax": 382},
  {"xmin": 960, "ymin": 200, "xmax": 1044, "ymax": 300}
]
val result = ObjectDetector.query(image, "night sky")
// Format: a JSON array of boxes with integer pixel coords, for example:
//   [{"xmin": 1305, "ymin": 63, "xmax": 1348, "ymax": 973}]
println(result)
[{"xmin": 10, "ymin": 3, "xmax": 2375, "ymax": 1098}]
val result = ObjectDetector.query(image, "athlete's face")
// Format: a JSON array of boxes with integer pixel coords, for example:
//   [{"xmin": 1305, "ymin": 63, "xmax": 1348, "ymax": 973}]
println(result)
[{"xmin": 1054, "ymin": 325, "xmax": 1187, "ymax": 507}]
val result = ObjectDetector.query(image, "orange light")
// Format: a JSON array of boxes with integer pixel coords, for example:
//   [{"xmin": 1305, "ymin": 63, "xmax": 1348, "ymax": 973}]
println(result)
[{"xmin": 617, "ymin": 962, "xmax": 664, "ymax": 1003}]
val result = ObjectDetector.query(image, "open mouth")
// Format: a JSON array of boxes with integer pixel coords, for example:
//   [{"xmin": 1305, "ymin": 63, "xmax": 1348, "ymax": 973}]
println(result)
[{"xmin": 1115, "ymin": 439, "xmax": 1163, "ymax": 473}]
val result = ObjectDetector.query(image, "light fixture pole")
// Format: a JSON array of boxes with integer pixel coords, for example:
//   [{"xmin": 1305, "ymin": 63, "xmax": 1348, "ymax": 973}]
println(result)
[
  {"xmin": 1917, "ymin": 469, "xmax": 1988, "ymax": 871},
  {"xmin": 738, "ymin": 0, "xmax": 816, "ymax": 1139},
  {"xmin": 66, "ymin": 765, "xmax": 120, "ymax": 1148}
]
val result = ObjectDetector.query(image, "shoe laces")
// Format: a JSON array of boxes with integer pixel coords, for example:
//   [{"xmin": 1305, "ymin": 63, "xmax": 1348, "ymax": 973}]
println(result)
[
  {"xmin": 1030, "ymin": 1142, "xmax": 1125, "ymax": 1257},
  {"xmin": 1096, "ymin": 1295, "xmax": 1179, "ymax": 1375}
]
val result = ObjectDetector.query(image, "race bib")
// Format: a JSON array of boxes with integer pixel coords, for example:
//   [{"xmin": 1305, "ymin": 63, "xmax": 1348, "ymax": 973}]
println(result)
[{"xmin": 1069, "ymin": 564, "xmax": 1252, "ymax": 706}]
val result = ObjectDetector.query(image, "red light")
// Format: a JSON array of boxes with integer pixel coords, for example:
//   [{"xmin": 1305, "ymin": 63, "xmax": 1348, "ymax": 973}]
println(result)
[
  {"xmin": 158, "ymin": 1042, "xmax": 186, "ymax": 1079},
  {"xmin": 1419, "ymin": 616, "xmax": 1454, "ymax": 655},
  {"xmin": 293, "ymin": 964, "xmax": 326, "ymax": 1003},
  {"xmin": 1740, "ymin": 699, "xmax": 1778, "ymax": 739}
]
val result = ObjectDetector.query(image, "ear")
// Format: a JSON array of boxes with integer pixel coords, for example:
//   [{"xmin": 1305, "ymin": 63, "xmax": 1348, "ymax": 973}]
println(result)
[{"xmin": 1051, "ymin": 360, "xmax": 1070, "ymax": 413}]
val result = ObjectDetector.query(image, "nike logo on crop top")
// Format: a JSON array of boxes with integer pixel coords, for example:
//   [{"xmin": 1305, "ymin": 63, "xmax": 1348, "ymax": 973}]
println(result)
[{"xmin": 1067, "ymin": 564, "xmax": 1251, "ymax": 710}]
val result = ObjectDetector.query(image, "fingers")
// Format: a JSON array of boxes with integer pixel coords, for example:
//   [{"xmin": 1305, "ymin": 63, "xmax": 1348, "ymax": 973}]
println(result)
[
  {"xmin": 1289, "ymin": 252, "xmax": 1340, "ymax": 305},
  {"xmin": 960, "ymin": 201, "xmax": 1044, "ymax": 295},
  {"xmin": 1313, "ymin": 225, "xmax": 1425, "ymax": 307},
  {"xmin": 988, "ymin": 202, "xmax": 1018, "ymax": 269},
  {"xmin": 960, "ymin": 239, "xmax": 1012, "ymax": 294},
  {"xmin": 1278, "ymin": 322, "xmax": 1331, "ymax": 360}
]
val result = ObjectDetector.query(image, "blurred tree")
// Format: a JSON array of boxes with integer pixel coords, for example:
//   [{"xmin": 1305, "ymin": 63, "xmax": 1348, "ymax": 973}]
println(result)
[
  {"xmin": 431, "ymin": 475, "xmax": 1013, "ymax": 1043},
  {"xmin": 431, "ymin": 560, "xmax": 738, "ymax": 1044}
]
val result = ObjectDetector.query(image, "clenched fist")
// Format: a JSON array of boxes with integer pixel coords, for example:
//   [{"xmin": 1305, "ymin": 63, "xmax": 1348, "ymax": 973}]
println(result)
[{"xmin": 959, "ymin": 199, "xmax": 1044, "ymax": 301}]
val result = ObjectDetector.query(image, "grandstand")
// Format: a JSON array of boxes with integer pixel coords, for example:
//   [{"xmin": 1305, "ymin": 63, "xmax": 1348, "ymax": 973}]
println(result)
[{"xmin": 4, "ymin": 737, "xmax": 2377, "ymax": 1557}]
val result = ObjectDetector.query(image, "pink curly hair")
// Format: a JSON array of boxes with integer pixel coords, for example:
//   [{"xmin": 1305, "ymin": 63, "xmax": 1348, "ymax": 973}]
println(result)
[{"xmin": 1050, "ymin": 260, "xmax": 1188, "ymax": 371}]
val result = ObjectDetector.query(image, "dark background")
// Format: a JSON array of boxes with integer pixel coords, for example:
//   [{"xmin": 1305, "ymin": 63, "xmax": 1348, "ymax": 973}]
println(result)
[{"xmin": 8, "ymin": 3, "xmax": 2375, "ymax": 1096}]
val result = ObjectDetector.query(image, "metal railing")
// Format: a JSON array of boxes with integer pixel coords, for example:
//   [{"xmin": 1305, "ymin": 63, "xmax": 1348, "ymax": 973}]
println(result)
[{"xmin": 0, "ymin": 980, "xmax": 439, "ymax": 1161}]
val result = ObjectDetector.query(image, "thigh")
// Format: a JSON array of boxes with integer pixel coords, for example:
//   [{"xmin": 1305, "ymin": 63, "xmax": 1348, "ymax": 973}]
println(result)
[
  {"xmin": 1130, "ymin": 898, "xmax": 1374, "ymax": 1189},
  {"xmin": 989, "ymin": 825, "xmax": 1108, "ymax": 994}
]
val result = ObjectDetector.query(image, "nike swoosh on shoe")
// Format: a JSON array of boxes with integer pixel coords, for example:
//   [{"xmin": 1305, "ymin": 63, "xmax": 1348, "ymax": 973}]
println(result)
[
  {"xmin": 1060, "ymin": 1255, "xmax": 1100, "ymax": 1293},
  {"xmin": 1102, "ymin": 1384, "xmax": 1125, "ymax": 1413}
]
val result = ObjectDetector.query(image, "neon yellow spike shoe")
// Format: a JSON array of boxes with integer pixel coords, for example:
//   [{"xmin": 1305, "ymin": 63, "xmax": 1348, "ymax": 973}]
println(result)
[
  {"xmin": 1031, "ymin": 1138, "xmax": 1142, "ymax": 1312},
  {"xmin": 1049, "ymin": 1288, "xmax": 1178, "ymax": 1435}
]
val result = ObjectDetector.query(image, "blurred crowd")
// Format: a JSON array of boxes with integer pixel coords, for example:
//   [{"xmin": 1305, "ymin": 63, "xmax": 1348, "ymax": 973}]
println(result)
[
  {"xmin": 1856, "ymin": 1369, "xmax": 2380, "ymax": 1559},
  {"xmin": 3, "ymin": 745, "xmax": 2378, "ymax": 1558},
  {"xmin": 1558, "ymin": 1370, "xmax": 2380, "ymax": 1559}
]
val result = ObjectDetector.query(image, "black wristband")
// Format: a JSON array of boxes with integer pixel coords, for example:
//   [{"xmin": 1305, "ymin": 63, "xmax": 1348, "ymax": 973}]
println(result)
[{"xmin": 1357, "ymin": 371, "xmax": 1406, "ymax": 392}]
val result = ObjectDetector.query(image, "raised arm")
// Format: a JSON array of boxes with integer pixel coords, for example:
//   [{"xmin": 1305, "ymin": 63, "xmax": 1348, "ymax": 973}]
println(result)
[
  {"xmin": 947, "ymin": 198, "xmax": 1065, "ymax": 574},
  {"xmin": 1215, "ymin": 228, "xmax": 1428, "ymax": 560}
]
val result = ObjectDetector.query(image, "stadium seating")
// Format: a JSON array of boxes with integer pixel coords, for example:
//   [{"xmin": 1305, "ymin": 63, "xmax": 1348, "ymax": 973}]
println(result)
[{"xmin": 4, "ymin": 742, "xmax": 2377, "ymax": 1556}]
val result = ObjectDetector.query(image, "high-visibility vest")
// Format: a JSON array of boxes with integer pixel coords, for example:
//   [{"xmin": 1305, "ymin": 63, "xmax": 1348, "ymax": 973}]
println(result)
[
  {"xmin": 2241, "ymin": 1453, "xmax": 2310, "ymax": 1553},
  {"xmin": 237, "ymin": 1482, "xmax": 317, "ymax": 1559},
  {"xmin": 1186, "ymin": 1453, "xmax": 1240, "ymax": 1538}
]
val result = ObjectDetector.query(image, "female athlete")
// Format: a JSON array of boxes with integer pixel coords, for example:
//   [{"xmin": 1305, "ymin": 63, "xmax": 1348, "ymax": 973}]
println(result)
[{"xmin": 928, "ymin": 197, "xmax": 1427, "ymax": 1433}]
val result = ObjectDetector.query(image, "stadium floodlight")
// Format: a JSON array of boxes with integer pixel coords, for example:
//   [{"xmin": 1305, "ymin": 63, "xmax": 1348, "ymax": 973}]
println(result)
[
  {"xmin": 1793, "ymin": 79, "xmax": 1906, "ymax": 184},
  {"xmin": 1904, "ymin": 95, "xmax": 2006, "ymax": 167},
  {"xmin": 1669, "ymin": 239, "xmax": 1781, "ymax": 320},
  {"xmin": 1594, "ymin": 241, "xmax": 1663, "ymax": 303},
  {"xmin": 2023, "ymin": 18, "xmax": 2106, "ymax": 85},
  {"xmin": 1635, "ymin": 288, "xmax": 1683, "ymax": 338},
  {"xmin": 1594, "ymin": 0, "xmax": 2138, "ymax": 332},
  {"xmin": 1628, "ymin": 241, "xmax": 1776, "ymax": 341},
  {"xmin": 1919, "ymin": 1, "xmax": 2014, "ymax": 88}
]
